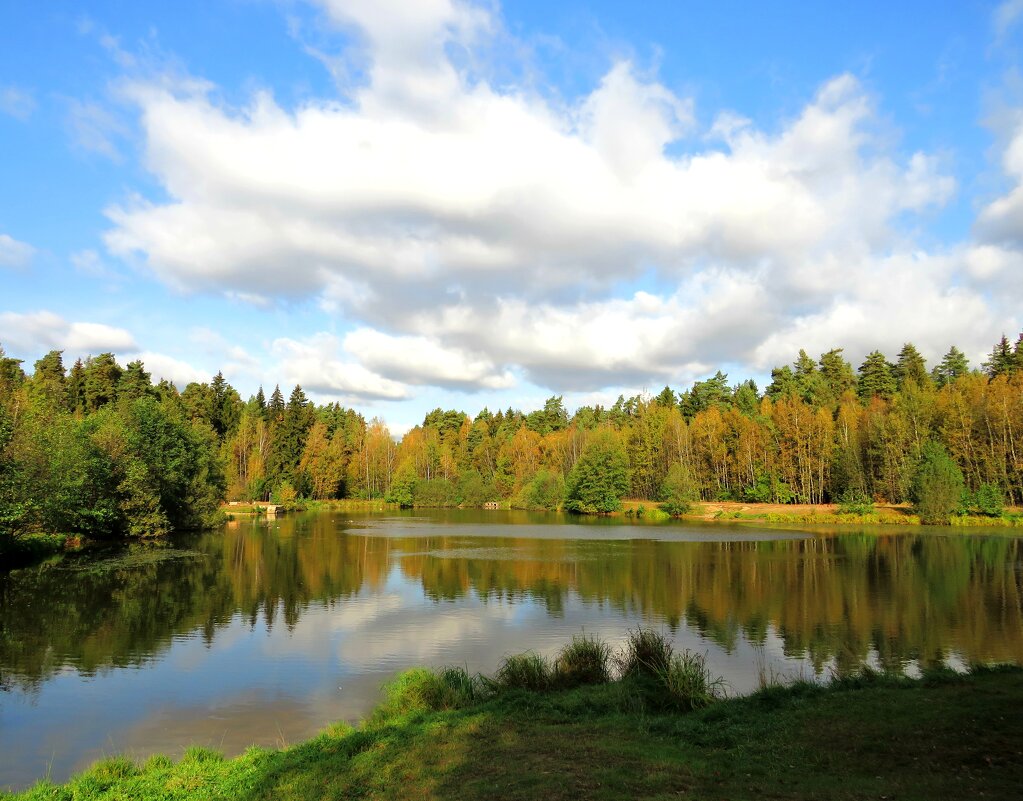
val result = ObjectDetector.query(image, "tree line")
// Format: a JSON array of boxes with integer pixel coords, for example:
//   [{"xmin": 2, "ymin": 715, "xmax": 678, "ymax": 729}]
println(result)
[{"xmin": 1, "ymin": 333, "xmax": 1022, "ymax": 543}]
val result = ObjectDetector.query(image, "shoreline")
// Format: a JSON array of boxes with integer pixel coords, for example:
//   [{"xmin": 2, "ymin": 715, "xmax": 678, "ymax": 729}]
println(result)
[{"xmin": 7, "ymin": 657, "xmax": 1022, "ymax": 800}]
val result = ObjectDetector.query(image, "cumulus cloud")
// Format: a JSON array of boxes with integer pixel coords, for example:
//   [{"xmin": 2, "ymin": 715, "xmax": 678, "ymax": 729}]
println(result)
[
  {"xmin": 95, "ymin": 0, "xmax": 1015, "ymax": 393},
  {"xmin": 0, "ymin": 310, "xmax": 137, "ymax": 358},
  {"xmin": 0, "ymin": 233, "xmax": 35, "ymax": 268},
  {"xmin": 123, "ymin": 350, "xmax": 208, "ymax": 387},
  {"xmin": 271, "ymin": 333, "xmax": 411, "ymax": 401},
  {"xmin": 342, "ymin": 328, "xmax": 514, "ymax": 390}
]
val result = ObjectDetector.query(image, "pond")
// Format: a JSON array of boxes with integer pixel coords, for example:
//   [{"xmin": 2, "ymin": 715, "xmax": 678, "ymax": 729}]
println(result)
[{"xmin": 1, "ymin": 508, "xmax": 1021, "ymax": 790}]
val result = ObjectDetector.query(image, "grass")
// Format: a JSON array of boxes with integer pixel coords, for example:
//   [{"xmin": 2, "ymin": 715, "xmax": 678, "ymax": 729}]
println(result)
[{"xmin": 7, "ymin": 636, "xmax": 1023, "ymax": 800}]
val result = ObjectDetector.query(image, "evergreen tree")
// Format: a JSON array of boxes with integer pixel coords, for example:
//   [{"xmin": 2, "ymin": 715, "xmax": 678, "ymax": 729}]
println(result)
[
  {"xmin": 82, "ymin": 353, "xmax": 122, "ymax": 412},
  {"xmin": 679, "ymin": 372, "xmax": 730, "ymax": 418},
  {"xmin": 931, "ymin": 346, "xmax": 969, "ymax": 388},
  {"xmin": 766, "ymin": 365, "xmax": 798, "ymax": 398},
  {"xmin": 268, "ymin": 384, "xmax": 285, "ymax": 421},
  {"xmin": 66, "ymin": 358, "xmax": 86, "ymax": 414},
  {"xmin": 654, "ymin": 386, "xmax": 677, "ymax": 408},
  {"xmin": 254, "ymin": 386, "xmax": 267, "ymax": 418},
  {"xmin": 117, "ymin": 360, "xmax": 153, "ymax": 402},
  {"xmin": 983, "ymin": 335, "xmax": 1015, "ymax": 378},
  {"xmin": 857, "ymin": 351, "xmax": 897, "ymax": 401},
  {"xmin": 894, "ymin": 343, "xmax": 929, "ymax": 389},
  {"xmin": 818, "ymin": 348, "xmax": 856, "ymax": 404},
  {"xmin": 564, "ymin": 430, "xmax": 630, "ymax": 514},
  {"xmin": 911, "ymin": 441, "xmax": 965, "ymax": 524},
  {"xmin": 31, "ymin": 350, "xmax": 67, "ymax": 407}
]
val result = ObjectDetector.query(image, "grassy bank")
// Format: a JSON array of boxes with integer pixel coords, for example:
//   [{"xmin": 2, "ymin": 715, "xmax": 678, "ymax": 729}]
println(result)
[{"xmin": 8, "ymin": 632, "xmax": 1023, "ymax": 801}]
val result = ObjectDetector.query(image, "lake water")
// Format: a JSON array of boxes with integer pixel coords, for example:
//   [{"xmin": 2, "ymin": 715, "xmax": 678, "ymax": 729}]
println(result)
[{"xmin": 1, "ymin": 509, "xmax": 1022, "ymax": 790}]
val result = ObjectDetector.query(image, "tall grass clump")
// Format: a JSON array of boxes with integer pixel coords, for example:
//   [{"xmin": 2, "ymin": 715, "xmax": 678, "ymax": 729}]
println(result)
[
  {"xmin": 372, "ymin": 667, "xmax": 478, "ymax": 721},
  {"xmin": 615, "ymin": 628, "xmax": 674, "ymax": 678},
  {"xmin": 495, "ymin": 652, "xmax": 554, "ymax": 691},
  {"xmin": 656, "ymin": 651, "xmax": 727, "ymax": 711},
  {"xmin": 554, "ymin": 633, "xmax": 613, "ymax": 688}
]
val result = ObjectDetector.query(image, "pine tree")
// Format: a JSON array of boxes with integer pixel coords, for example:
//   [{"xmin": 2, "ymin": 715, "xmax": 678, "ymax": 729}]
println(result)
[
  {"xmin": 818, "ymin": 348, "xmax": 856, "ymax": 404},
  {"xmin": 31, "ymin": 350, "xmax": 67, "ymax": 407},
  {"xmin": 857, "ymin": 351, "xmax": 897, "ymax": 401},
  {"xmin": 894, "ymin": 343, "xmax": 929, "ymax": 389},
  {"xmin": 983, "ymin": 335, "xmax": 1014, "ymax": 378},
  {"xmin": 654, "ymin": 386, "xmax": 677, "ymax": 408},
  {"xmin": 931, "ymin": 346, "xmax": 969, "ymax": 388},
  {"xmin": 118, "ymin": 360, "xmax": 153, "ymax": 402}
]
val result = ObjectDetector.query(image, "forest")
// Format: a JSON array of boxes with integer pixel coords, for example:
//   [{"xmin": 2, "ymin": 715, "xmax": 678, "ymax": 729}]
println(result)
[{"xmin": 1, "ymin": 333, "xmax": 1022, "ymax": 546}]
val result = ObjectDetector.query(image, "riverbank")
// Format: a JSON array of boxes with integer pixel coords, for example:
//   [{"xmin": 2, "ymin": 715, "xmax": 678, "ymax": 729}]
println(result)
[{"xmin": 8, "ymin": 658, "xmax": 1022, "ymax": 800}]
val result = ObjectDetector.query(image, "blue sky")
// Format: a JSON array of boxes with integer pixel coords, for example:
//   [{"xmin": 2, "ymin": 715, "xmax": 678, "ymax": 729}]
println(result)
[{"xmin": 1, "ymin": 0, "xmax": 1022, "ymax": 433}]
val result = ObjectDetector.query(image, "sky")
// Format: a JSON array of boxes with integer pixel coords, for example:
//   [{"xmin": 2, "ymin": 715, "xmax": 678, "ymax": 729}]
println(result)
[{"xmin": 1, "ymin": 0, "xmax": 1022, "ymax": 434}]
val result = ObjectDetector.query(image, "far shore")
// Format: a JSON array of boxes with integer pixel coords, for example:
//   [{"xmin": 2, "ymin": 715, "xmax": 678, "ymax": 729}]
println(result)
[{"xmin": 219, "ymin": 497, "xmax": 1023, "ymax": 528}]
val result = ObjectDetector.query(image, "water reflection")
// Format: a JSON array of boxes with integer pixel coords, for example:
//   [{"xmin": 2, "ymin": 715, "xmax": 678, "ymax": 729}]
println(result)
[{"xmin": 0, "ymin": 510, "xmax": 1021, "ymax": 789}]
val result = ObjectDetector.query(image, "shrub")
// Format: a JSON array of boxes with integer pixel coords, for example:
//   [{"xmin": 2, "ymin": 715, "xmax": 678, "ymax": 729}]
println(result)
[
  {"xmin": 271, "ymin": 480, "xmax": 299, "ymax": 510},
  {"xmin": 517, "ymin": 469, "xmax": 566, "ymax": 510},
  {"xmin": 837, "ymin": 488, "xmax": 874, "ymax": 515},
  {"xmin": 972, "ymin": 483, "xmax": 1005, "ymax": 517},
  {"xmin": 554, "ymin": 634, "xmax": 613, "ymax": 688}
]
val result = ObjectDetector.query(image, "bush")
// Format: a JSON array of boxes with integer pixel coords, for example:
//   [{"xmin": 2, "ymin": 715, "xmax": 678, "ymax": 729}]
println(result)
[
  {"xmin": 517, "ymin": 469, "xmax": 566, "ymax": 510},
  {"xmin": 270, "ymin": 480, "xmax": 299, "ymax": 510},
  {"xmin": 554, "ymin": 634, "xmax": 613, "ymax": 688},
  {"xmin": 837, "ymin": 488, "xmax": 874, "ymax": 515},
  {"xmin": 911, "ymin": 442, "xmax": 965, "ymax": 524},
  {"xmin": 972, "ymin": 483, "xmax": 1005, "ymax": 517}
]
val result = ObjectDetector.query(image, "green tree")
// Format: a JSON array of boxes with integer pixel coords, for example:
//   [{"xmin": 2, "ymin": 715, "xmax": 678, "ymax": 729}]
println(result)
[
  {"xmin": 894, "ymin": 343, "xmax": 929, "ymax": 389},
  {"xmin": 857, "ymin": 351, "xmax": 896, "ymax": 401},
  {"xmin": 30, "ymin": 350, "xmax": 67, "ymax": 407},
  {"xmin": 386, "ymin": 461, "xmax": 417, "ymax": 508},
  {"xmin": 983, "ymin": 335, "xmax": 1015, "ymax": 378},
  {"xmin": 564, "ymin": 430, "xmax": 630, "ymax": 514},
  {"xmin": 931, "ymin": 346, "xmax": 969, "ymax": 388},
  {"xmin": 658, "ymin": 462, "xmax": 699, "ymax": 516},
  {"xmin": 117, "ymin": 360, "xmax": 153, "ymax": 403},
  {"xmin": 911, "ymin": 441, "xmax": 965, "ymax": 524}
]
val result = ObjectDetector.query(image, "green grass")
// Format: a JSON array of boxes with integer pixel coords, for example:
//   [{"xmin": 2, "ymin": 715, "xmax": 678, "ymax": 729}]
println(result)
[{"xmin": 7, "ymin": 655, "xmax": 1023, "ymax": 800}]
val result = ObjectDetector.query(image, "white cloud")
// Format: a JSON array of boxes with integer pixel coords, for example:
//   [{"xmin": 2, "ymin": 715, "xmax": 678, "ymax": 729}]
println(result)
[
  {"xmin": 0, "ymin": 85, "xmax": 35, "ymax": 120},
  {"xmin": 124, "ymin": 350, "xmax": 208, "ymax": 387},
  {"xmin": 0, "ymin": 311, "xmax": 137, "ymax": 358},
  {"xmin": 93, "ymin": 0, "xmax": 1015, "ymax": 393},
  {"xmin": 342, "ymin": 327, "xmax": 514, "ymax": 390},
  {"xmin": 0, "ymin": 233, "xmax": 35, "ymax": 268},
  {"xmin": 271, "ymin": 333, "xmax": 411, "ymax": 401}
]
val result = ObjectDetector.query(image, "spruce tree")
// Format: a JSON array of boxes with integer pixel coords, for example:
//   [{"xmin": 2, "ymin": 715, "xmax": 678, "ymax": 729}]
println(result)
[{"xmin": 983, "ymin": 335, "xmax": 1014, "ymax": 378}]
